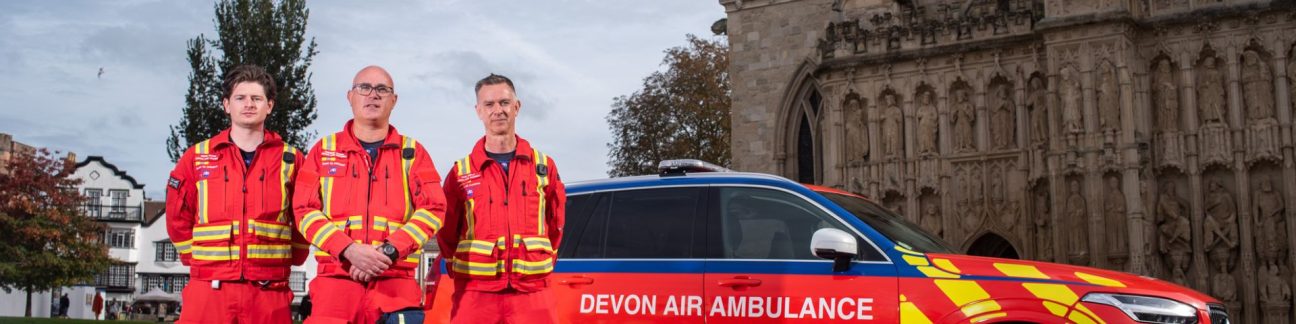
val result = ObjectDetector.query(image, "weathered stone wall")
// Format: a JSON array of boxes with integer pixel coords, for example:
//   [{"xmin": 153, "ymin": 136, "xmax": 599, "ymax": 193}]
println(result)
[{"xmin": 723, "ymin": 0, "xmax": 1296, "ymax": 322}]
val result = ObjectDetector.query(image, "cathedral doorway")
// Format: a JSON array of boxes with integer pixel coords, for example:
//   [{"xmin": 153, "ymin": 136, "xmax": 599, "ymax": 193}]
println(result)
[{"xmin": 966, "ymin": 233, "xmax": 1019, "ymax": 259}]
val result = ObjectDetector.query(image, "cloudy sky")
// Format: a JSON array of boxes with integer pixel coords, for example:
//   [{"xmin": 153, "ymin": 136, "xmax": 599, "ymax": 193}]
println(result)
[{"xmin": 0, "ymin": 0, "xmax": 727, "ymax": 199}]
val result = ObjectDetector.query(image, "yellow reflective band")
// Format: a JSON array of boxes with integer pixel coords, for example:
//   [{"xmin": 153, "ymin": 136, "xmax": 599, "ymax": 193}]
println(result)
[
  {"xmin": 934, "ymin": 279, "xmax": 1002, "ymax": 317},
  {"xmin": 373, "ymin": 217, "xmax": 390, "ymax": 231},
  {"xmin": 249, "ymin": 220, "xmax": 292, "ymax": 240},
  {"xmin": 314, "ymin": 250, "xmax": 331, "ymax": 257},
  {"xmin": 192, "ymin": 222, "xmax": 239, "ymax": 242},
  {"xmin": 300, "ymin": 211, "xmax": 328, "ymax": 231},
  {"xmin": 994, "ymin": 263, "xmax": 1050, "ymax": 279},
  {"xmin": 246, "ymin": 244, "xmax": 292, "ymax": 259},
  {"xmin": 401, "ymin": 137, "xmax": 416, "ymax": 221},
  {"xmin": 931, "ymin": 258, "xmax": 961, "ymax": 273},
  {"xmin": 1074, "ymin": 272, "xmax": 1125, "ymax": 287},
  {"xmin": 196, "ymin": 179, "xmax": 209, "ymax": 224},
  {"xmin": 401, "ymin": 251, "xmax": 421, "ymax": 264},
  {"xmin": 522, "ymin": 237, "xmax": 553, "ymax": 253},
  {"xmin": 320, "ymin": 176, "xmax": 334, "ymax": 216},
  {"xmin": 533, "ymin": 149, "xmax": 548, "ymax": 235},
  {"xmin": 450, "ymin": 257, "xmax": 504, "ymax": 276},
  {"xmin": 512, "ymin": 257, "xmax": 553, "ymax": 275},
  {"xmin": 277, "ymin": 146, "xmax": 296, "ymax": 223},
  {"xmin": 399, "ymin": 224, "xmax": 429, "ymax": 245},
  {"xmin": 456, "ymin": 240, "xmax": 495, "ymax": 255},
  {"xmin": 311, "ymin": 225, "xmax": 339, "ymax": 248},
  {"xmin": 173, "ymin": 240, "xmax": 193, "ymax": 254},
  {"xmin": 412, "ymin": 209, "xmax": 442, "ymax": 228},
  {"xmin": 191, "ymin": 246, "xmax": 240, "ymax": 261},
  {"xmin": 464, "ymin": 198, "xmax": 476, "ymax": 240}
]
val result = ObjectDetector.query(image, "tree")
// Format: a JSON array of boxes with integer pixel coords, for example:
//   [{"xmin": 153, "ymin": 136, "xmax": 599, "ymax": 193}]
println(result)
[
  {"xmin": 0, "ymin": 149, "xmax": 112, "ymax": 317},
  {"xmin": 167, "ymin": 0, "xmax": 319, "ymax": 162},
  {"xmin": 607, "ymin": 35, "xmax": 731, "ymax": 177}
]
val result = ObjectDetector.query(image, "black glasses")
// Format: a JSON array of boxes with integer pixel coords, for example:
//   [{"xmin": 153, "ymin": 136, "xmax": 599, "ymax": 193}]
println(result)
[{"xmin": 352, "ymin": 83, "xmax": 394, "ymax": 96}]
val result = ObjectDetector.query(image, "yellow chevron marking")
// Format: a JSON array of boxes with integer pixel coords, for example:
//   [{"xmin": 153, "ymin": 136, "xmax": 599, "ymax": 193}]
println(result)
[
  {"xmin": 898, "ymin": 294, "xmax": 933, "ymax": 324},
  {"xmin": 934, "ymin": 279, "xmax": 1001, "ymax": 317},
  {"xmin": 902, "ymin": 255, "xmax": 930, "ymax": 266},
  {"xmin": 917, "ymin": 266, "xmax": 961, "ymax": 279},
  {"xmin": 994, "ymin": 263, "xmax": 1050, "ymax": 279},
  {"xmin": 1041, "ymin": 300, "xmax": 1069, "ymax": 317},
  {"xmin": 895, "ymin": 245, "xmax": 923, "ymax": 255},
  {"xmin": 931, "ymin": 258, "xmax": 961, "ymax": 274},
  {"xmin": 969, "ymin": 312, "xmax": 1007, "ymax": 323},
  {"xmin": 1074, "ymin": 272, "xmax": 1126, "ymax": 287}
]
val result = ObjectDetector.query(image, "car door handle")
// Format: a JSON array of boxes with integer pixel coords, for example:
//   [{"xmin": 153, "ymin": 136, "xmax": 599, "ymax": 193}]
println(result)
[
  {"xmin": 559, "ymin": 276, "xmax": 594, "ymax": 286},
  {"xmin": 718, "ymin": 276, "xmax": 762, "ymax": 288}
]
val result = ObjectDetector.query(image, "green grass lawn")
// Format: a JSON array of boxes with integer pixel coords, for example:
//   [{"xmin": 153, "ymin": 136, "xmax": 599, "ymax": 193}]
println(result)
[{"xmin": 0, "ymin": 317, "xmax": 155, "ymax": 324}]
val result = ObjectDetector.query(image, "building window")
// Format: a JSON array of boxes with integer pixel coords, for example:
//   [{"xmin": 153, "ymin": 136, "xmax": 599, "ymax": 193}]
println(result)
[
  {"xmin": 96, "ymin": 264, "xmax": 134, "ymax": 289},
  {"xmin": 140, "ymin": 274, "xmax": 189, "ymax": 294},
  {"xmin": 290, "ymin": 271, "xmax": 307, "ymax": 292},
  {"xmin": 84, "ymin": 189, "xmax": 103, "ymax": 217},
  {"xmin": 155, "ymin": 241, "xmax": 177, "ymax": 262},
  {"xmin": 108, "ymin": 189, "xmax": 128, "ymax": 217},
  {"xmin": 106, "ymin": 228, "xmax": 134, "ymax": 249}
]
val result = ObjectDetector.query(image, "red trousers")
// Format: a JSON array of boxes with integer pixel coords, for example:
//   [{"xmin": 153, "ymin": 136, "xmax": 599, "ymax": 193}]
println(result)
[
  {"xmin": 305, "ymin": 276, "xmax": 421, "ymax": 324},
  {"xmin": 449, "ymin": 288, "xmax": 557, "ymax": 324},
  {"xmin": 178, "ymin": 280, "xmax": 293, "ymax": 324}
]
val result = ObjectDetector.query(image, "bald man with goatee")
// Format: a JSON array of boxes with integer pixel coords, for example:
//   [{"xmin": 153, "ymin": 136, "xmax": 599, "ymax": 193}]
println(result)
[{"xmin": 294, "ymin": 66, "xmax": 445, "ymax": 324}]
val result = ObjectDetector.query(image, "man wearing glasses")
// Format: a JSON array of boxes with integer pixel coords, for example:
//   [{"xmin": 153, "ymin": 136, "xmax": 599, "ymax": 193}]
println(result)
[{"xmin": 294, "ymin": 66, "xmax": 446, "ymax": 324}]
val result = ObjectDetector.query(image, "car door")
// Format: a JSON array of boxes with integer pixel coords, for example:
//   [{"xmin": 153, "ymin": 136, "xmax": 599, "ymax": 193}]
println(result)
[
  {"xmin": 703, "ymin": 186, "xmax": 899, "ymax": 323},
  {"xmin": 551, "ymin": 187, "xmax": 708, "ymax": 323}
]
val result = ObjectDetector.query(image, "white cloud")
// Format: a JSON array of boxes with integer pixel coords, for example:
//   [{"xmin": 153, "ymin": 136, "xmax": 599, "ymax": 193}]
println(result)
[{"xmin": 0, "ymin": 0, "xmax": 725, "ymax": 198}]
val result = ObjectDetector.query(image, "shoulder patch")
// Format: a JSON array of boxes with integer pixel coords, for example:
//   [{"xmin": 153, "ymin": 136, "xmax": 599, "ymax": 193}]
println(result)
[
  {"xmin": 168, "ymin": 176, "xmax": 182, "ymax": 189},
  {"xmin": 402, "ymin": 148, "xmax": 415, "ymax": 160},
  {"xmin": 536, "ymin": 164, "xmax": 548, "ymax": 177},
  {"xmin": 282, "ymin": 152, "xmax": 295, "ymax": 164}
]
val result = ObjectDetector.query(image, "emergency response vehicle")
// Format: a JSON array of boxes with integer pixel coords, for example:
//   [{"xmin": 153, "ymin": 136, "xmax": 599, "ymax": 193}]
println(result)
[{"xmin": 427, "ymin": 160, "xmax": 1229, "ymax": 323}]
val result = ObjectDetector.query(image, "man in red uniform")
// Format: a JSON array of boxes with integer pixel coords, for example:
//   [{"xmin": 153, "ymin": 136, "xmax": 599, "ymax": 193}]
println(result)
[
  {"xmin": 439, "ymin": 74, "xmax": 566, "ymax": 323},
  {"xmin": 167, "ymin": 64, "xmax": 309, "ymax": 324},
  {"xmin": 294, "ymin": 66, "xmax": 446, "ymax": 324}
]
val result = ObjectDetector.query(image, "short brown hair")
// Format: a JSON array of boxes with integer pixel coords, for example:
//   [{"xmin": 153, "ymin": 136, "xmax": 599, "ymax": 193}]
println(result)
[
  {"xmin": 474, "ymin": 73, "xmax": 515, "ymax": 94},
  {"xmin": 222, "ymin": 64, "xmax": 277, "ymax": 100}
]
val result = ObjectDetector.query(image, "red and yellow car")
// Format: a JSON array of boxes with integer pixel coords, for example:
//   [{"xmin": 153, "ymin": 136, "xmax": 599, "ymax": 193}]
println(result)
[{"xmin": 425, "ymin": 160, "xmax": 1227, "ymax": 323}]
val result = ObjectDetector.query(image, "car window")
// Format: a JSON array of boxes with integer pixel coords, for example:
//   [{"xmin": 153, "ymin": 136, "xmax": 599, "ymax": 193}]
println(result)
[
  {"xmin": 820, "ymin": 192, "xmax": 954, "ymax": 254},
  {"xmin": 574, "ymin": 187, "xmax": 703, "ymax": 259},
  {"xmin": 717, "ymin": 187, "xmax": 884, "ymax": 261},
  {"xmin": 557, "ymin": 193, "xmax": 596, "ymax": 259}
]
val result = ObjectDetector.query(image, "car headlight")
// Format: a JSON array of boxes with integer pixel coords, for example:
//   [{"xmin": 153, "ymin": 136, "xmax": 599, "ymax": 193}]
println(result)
[{"xmin": 1081, "ymin": 293, "xmax": 1199, "ymax": 324}]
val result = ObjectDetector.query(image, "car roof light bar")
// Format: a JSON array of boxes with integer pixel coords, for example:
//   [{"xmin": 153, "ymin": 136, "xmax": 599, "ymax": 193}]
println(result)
[{"xmin": 658, "ymin": 159, "xmax": 731, "ymax": 177}]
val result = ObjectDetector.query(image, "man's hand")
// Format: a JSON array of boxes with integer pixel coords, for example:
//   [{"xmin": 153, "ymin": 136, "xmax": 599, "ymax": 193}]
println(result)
[
  {"xmin": 349, "ymin": 266, "xmax": 373, "ymax": 282},
  {"xmin": 341, "ymin": 243, "xmax": 391, "ymax": 278}
]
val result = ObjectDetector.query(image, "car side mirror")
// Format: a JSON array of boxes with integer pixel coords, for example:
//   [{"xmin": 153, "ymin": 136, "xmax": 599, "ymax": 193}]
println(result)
[{"xmin": 811, "ymin": 228, "xmax": 857, "ymax": 272}]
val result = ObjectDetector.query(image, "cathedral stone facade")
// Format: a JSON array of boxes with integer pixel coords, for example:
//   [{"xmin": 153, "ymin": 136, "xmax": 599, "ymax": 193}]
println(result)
[{"xmin": 722, "ymin": 0, "xmax": 1296, "ymax": 321}]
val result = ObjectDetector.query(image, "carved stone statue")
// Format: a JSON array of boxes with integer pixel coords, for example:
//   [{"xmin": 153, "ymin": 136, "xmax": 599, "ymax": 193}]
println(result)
[
  {"xmin": 1034, "ymin": 189, "xmax": 1053, "ymax": 261},
  {"xmin": 845, "ymin": 95, "xmax": 869, "ymax": 161},
  {"xmin": 1204, "ymin": 179, "xmax": 1238, "ymax": 270},
  {"xmin": 1027, "ymin": 77, "xmax": 1049, "ymax": 144},
  {"xmin": 1242, "ymin": 50, "xmax": 1275, "ymax": 121},
  {"xmin": 1060, "ymin": 67, "xmax": 1083, "ymax": 134},
  {"xmin": 1254, "ymin": 179, "xmax": 1287, "ymax": 266},
  {"xmin": 1153, "ymin": 60, "xmax": 1180, "ymax": 132},
  {"xmin": 916, "ymin": 91, "xmax": 938, "ymax": 155},
  {"xmin": 1097, "ymin": 65, "xmax": 1121, "ymax": 130},
  {"xmin": 881, "ymin": 93, "xmax": 904, "ymax": 158},
  {"xmin": 962, "ymin": 172, "xmax": 985, "ymax": 231},
  {"xmin": 1260, "ymin": 263, "xmax": 1292, "ymax": 322},
  {"xmin": 1104, "ymin": 176, "xmax": 1128, "ymax": 255},
  {"xmin": 991, "ymin": 85, "xmax": 1016, "ymax": 149},
  {"xmin": 1198, "ymin": 56, "xmax": 1227, "ymax": 125},
  {"xmin": 951, "ymin": 88, "xmax": 977, "ymax": 152},
  {"xmin": 1065, "ymin": 179, "xmax": 1089, "ymax": 263},
  {"xmin": 921, "ymin": 202, "xmax": 943, "ymax": 238},
  {"xmin": 1156, "ymin": 182, "xmax": 1192, "ymax": 286},
  {"xmin": 1210, "ymin": 258, "xmax": 1237, "ymax": 305}
]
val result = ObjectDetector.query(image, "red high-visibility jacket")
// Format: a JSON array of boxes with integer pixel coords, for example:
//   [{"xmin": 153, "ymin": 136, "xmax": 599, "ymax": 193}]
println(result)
[
  {"xmin": 165, "ymin": 129, "xmax": 309, "ymax": 281},
  {"xmin": 439, "ymin": 136, "xmax": 566, "ymax": 292},
  {"xmin": 293, "ymin": 120, "xmax": 446, "ymax": 278}
]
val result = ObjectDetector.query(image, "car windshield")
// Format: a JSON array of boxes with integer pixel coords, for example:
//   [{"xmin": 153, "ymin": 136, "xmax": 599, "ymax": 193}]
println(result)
[{"xmin": 819, "ymin": 192, "xmax": 954, "ymax": 254}]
